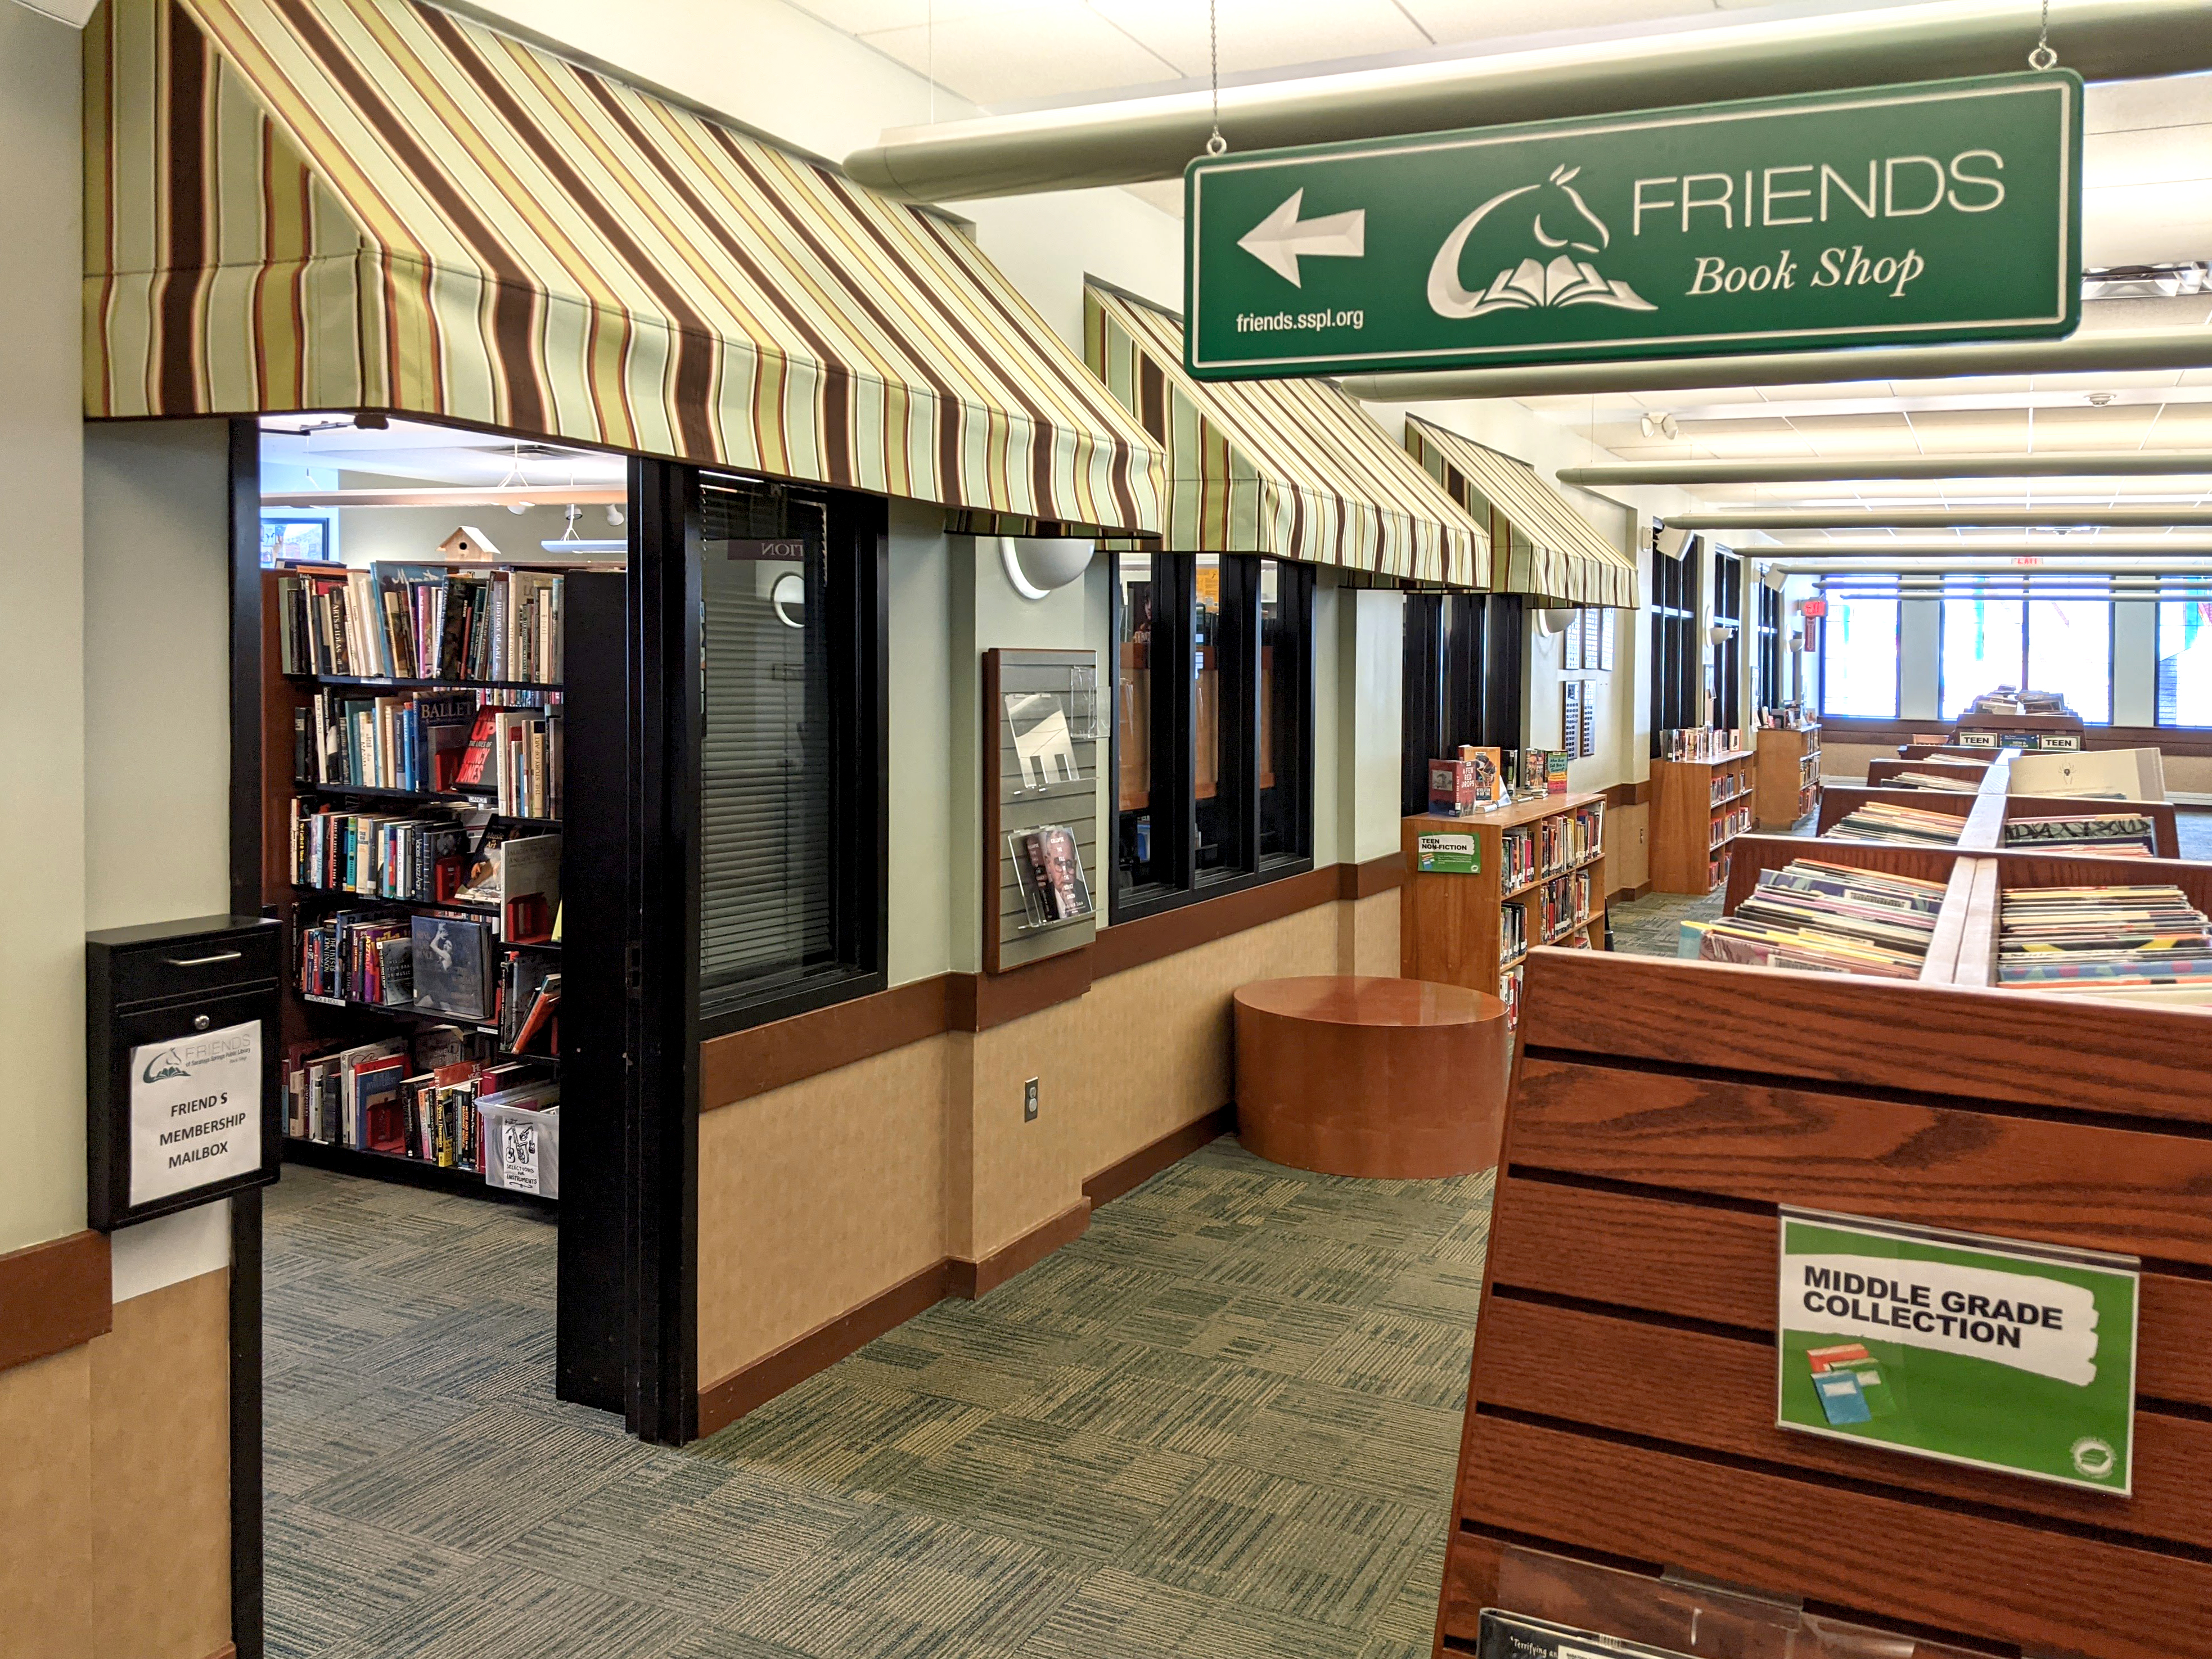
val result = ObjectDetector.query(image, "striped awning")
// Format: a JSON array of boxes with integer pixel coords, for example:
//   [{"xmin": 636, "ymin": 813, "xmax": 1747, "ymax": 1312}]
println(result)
[
  {"xmin": 85, "ymin": 0, "xmax": 1164, "ymax": 538},
  {"xmin": 1085, "ymin": 286, "xmax": 1486, "ymax": 587},
  {"xmin": 1406, "ymin": 417, "xmax": 1639, "ymax": 608}
]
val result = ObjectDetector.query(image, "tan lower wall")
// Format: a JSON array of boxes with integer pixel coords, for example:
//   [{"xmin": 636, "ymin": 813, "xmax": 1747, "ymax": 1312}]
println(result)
[
  {"xmin": 1821, "ymin": 741, "xmax": 1887, "ymax": 782},
  {"xmin": 697, "ymin": 1035, "xmax": 952, "ymax": 1387},
  {"xmin": 0, "ymin": 1266, "xmax": 229, "ymax": 1659},
  {"xmin": 695, "ymin": 895, "xmax": 1360, "ymax": 1391}
]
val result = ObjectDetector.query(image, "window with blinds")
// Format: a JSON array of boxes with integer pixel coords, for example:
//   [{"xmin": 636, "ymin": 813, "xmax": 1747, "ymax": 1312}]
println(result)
[{"xmin": 697, "ymin": 476, "xmax": 852, "ymax": 1014}]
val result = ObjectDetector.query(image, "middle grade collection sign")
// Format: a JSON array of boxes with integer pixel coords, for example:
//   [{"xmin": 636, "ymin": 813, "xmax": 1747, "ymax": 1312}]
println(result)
[{"xmin": 1777, "ymin": 1209, "xmax": 2138, "ymax": 1493}]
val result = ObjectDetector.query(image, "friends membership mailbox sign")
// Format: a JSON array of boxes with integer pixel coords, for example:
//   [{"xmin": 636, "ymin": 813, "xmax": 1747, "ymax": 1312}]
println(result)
[
  {"xmin": 1777, "ymin": 1209, "xmax": 2137, "ymax": 1494},
  {"xmin": 1186, "ymin": 73, "xmax": 2081, "ymax": 379}
]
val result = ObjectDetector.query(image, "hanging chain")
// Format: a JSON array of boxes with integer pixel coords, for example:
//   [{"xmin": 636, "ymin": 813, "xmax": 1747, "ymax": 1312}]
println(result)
[
  {"xmin": 2029, "ymin": 0, "xmax": 2057, "ymax": 69},
  {"xmin": 1205, "ymin": 0, "xmax": 1226, "ymax": 156}
]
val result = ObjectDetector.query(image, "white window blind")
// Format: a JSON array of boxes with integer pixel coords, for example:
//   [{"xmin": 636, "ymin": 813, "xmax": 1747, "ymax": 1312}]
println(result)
[{"xmin": 699, "ymin": 479, "xmax": 835, "ymax": 999}]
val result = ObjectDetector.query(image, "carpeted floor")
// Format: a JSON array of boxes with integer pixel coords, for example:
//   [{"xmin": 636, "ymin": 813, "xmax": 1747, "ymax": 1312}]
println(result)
[{"xmin": 263, "ymin": 1142, "xmax": 1493, "ymax": 1658}]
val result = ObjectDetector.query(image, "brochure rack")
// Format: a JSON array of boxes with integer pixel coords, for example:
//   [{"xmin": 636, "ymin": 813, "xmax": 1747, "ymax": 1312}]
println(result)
[
  {"xmin": 1439, "ymin": 944, "xmax": 2212, "ymax": 1659},
  {"xmin": 981, "ymin": 648, "xmax": 1101, "ymax": 973}
]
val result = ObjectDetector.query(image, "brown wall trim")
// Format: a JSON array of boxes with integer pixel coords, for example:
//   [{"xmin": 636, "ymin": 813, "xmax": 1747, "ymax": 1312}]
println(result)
[
  {"xmin": 700, "ymin": 975, "xmax": 952, "ymax": 1112},
  {"xmin": 1084, "ymin": 1104, "xmax": 1235, "ymax": 1208},
  {"xmin": 1092, "ymin": 864, "xmax": 1339, "ymax": 979},
  {"xmin": 1822, "ymin": 718, "xmax": 2212, "ymax": 760},
  {"xmin": 1602, "ymin": 781, "xmax": 1648, "ymax": 809},
  {"xmin": 695, "ymin": 1108, "xmax": 1233, "ymax": 1433},
  {"xmin": 1609, "ymin": 881, "xmax": 1652, "ymax": 907},
  {"xmin": 947, "ymin": 1199, "xmax": 1092, "ymax": 1300},
  {"xmin": 0, "ymin": 1229, "xmax": 112, "ymax": 1376},
  {"xmin": 703, "ymin": 859, "xmax": 1396, "ymax": 1113},
  {"xmin": 948, "ymin": 945, "xmax": 1095, "ymax": 1033},
  {"xmin": 1337, "ymin": 851, "xmax": 1405, "ymax": 901},
  {"xmin": 697, "ymin": 1257, "xmax": 952, "ymax": 1436}
]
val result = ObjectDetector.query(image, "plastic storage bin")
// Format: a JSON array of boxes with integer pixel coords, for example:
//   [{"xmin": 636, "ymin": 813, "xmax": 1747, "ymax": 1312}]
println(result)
[{"xmin": 481, "ymin": 1102, "xmax": 559, "ymax": 1199}]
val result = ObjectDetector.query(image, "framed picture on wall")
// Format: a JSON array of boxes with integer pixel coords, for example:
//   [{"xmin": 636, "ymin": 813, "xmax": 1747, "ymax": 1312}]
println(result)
[
  {"xmin": 1582, "ymin": 608, "xmax": 1603, "ymax": 671},
  {"xmin": 1562, "ymin": 680, "xmax": 1583, "ymax": 758},
  {"xmin": 1564, "ymin": 612, "xmax": 1583, "ymax": 673},
  {"xmin": 1600, "ymin": 609, "xmax": 1616, "ymax": 671},
  {"xmin": 1579, "ymin": 683, "xmax": 1598, "ymax": 757}
]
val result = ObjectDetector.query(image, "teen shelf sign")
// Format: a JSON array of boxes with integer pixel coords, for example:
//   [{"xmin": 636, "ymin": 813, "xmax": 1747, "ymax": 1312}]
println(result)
[
  {"xmin": 1184, "ymin": 73, "xmax": 2082, "ymax": 379},
  {"xmin": 1777, "ymin": 1209, "xmax": 2137, "ymax": 1494}
]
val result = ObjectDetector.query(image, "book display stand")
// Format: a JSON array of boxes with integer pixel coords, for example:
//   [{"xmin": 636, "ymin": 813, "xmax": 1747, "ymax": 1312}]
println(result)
[
  {"xmin": 1753, "ymin": 720, "xmax": 1819, "ymax": 830},
  {"xmin": 1650, "ymin": 745, "xmax": 1756, "ymax": 894},
  {"xmin": 1438, "ymin": 941, "xmax": 2212, "ymax": 1659},
  {"xmin": 1398, "ymin": 793, "xmax": 1606, "ymax": 1037},
  {"xmin": 982, "ymin": 648, "xmax": 1100, "ymax": 974}
]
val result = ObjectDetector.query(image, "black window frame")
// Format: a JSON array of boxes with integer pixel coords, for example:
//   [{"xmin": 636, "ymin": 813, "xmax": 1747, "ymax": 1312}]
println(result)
[
  {"xmin": 1711, "ymin": 548, "xmax": 1743, "ymax": 727},
  {"xmin": 690, "ymin": 466, "xmax": 889, "ymax": 1038},
  {"xmin": 1649, "ymin": 537, "xmax": 1701, "ymax": 750},
  {"xmin": 1755, "ymin": 580, "xmax": 1783, "ymax": 713},
  {"xmin": 1400, "ymin": 590, "xmax": 1524, "ymax": 817},
  {"xmin": 1111, "ymin": 549, "xmax": 1315, "ymax": 923}
]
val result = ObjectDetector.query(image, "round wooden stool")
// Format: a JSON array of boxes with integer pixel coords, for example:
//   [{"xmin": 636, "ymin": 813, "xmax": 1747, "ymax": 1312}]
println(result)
[{"xmin": 1232, "ymin": 975, "xmax": 1509, "ymax": 1179}]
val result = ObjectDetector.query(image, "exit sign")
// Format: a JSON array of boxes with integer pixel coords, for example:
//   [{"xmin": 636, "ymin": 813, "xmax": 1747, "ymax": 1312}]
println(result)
[{"xmin": 1186, "ymin": 74, "xmax": 2082, "ymax": 380}]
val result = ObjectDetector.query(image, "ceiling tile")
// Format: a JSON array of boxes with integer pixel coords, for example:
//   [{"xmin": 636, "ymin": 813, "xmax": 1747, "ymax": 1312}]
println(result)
[
  {"xmin": 1399, "ymin": 0, "xmax": 1705, "ymax": 48},
  {"xmin": 792, "ymin": 0, "xmax": 990, "ymax": 33},
  {"xmin": 862, "ymin": 3, "xmax": 1180, "ymax": 104},
  {"xmin": 2085, "ymin": 124, "xmax": 2212, "ymax": 191},
  {"xmin": 2085, "ymin": 73, "xmax": 2212, "ymax": 136},
  {"xmin": 1088, "ymin": 0, "xmax": 1429, "ymax": 78}
]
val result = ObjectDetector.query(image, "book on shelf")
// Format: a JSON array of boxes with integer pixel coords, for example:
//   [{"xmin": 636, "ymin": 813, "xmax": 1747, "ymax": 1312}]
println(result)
[
  {"xmin": 1826, "ymin": 800, "xmax": 1964, "ymax": 846},
  {"xmin": 276, "ymin": 563, "xmax": 566, "ymax": 685},
  {"xmin": 411, "ymin": 913, "xmax": 497, "ymax": 1021},
  {"xmin": 499, "ymin": 955, "xmax": 562, "ymax": 1055},
  {"xmin": 1500, "ymin": 900, "xmax": 1527, "ymax": 964},
  {"xmin": 291, "ymin": 803, "xmax": 474, "ymax": 901},
  {"xmin": 1889, "ymin": 768, "xmax": 1981, "ymax": 792},
  {"xmin": 1011, "ymin": 824, "xmax": 1093, "ymax": 926},
  {"xmin": 1687, "ymin": 859, "xmax": 1947, "ymax": 979},
  {"xmin": 285, "ymin": 1024, "xmax": 558, "ymax": 1174},
  {"xmin": 298, "ymin": 912, "xmax": 420, "ymax": 1005}
]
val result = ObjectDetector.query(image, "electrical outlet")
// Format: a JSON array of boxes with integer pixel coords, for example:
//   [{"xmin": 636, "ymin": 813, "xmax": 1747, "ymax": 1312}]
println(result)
[{"xmin": 1024, "ymin": 1078, "xmax": 1040, "ymax": 1122}]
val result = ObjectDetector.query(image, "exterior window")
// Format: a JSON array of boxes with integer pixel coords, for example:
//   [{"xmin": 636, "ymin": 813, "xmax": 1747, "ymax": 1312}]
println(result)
[
  {"xmin": 1821, "ymin": 596, "xmax": 1900, "ymax": 718},
  {"xmin": 1939, "ymin": 590, "xmax": 2112, "ymax": 723},
  {"xmin": 1712, "ymin": 549, "xmax": 1743, "ymax": 725},
  {"xmin": 1112, "ymin": 551, "xmax": 1313, "ymax": 920},
  {"xmin": 1755, "ymin": 581, "xmax": 1784, "ymax": 711},
  {"xmin": 2026, "ymin": 598, "xmax": 2111, "ymax": 724},
  {"xmin": 1649, "ymin": 541, "xmax": 1700, "ymax": 746},
  {"xmin": 696, "ymin": 472, "xmax": 883, "ymax": 1029},
  {"xmin": 1402, "ymin": 591, "xmax": 1524, "ymax": 815},
  {"xmin": 2159, "ymin": 599, "xmax": 2212, "ymax": 727}
]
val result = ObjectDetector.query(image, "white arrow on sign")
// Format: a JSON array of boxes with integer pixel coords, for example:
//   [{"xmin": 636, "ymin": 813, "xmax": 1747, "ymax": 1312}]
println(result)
[{"xmin": 1237, "ymin": 190, "xmax": 1366, "ymax": 287}]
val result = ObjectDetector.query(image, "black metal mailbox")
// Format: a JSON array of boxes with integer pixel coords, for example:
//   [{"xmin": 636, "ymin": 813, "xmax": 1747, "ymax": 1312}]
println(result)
[{"xmin": 87, "ymin": 914, "xmax": 284, "ymax": 1230}]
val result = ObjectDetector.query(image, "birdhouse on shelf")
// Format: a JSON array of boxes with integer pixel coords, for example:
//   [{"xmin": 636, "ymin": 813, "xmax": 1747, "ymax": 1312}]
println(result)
[{"xmin": 439, "ymin": 525, "xmax": 501, "ymax": 560}]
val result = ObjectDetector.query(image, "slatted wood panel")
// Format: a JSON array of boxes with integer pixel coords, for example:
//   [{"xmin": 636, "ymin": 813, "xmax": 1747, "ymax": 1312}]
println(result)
[
  {"xmin": 1437, "ymin": 946, "xmax": 2212, "ymax": 1659},
  {"xmin": 983, "ymin": 648, "xmax": 1101, "ymax": 973}
]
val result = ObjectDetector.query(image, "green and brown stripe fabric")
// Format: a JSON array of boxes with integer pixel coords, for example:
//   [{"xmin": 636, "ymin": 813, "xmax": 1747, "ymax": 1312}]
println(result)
[
  {"xmin": 85, "ymin": 0, "xmax": 1165, "ymax": 537},
  {"xmin": 1084, "ymin": 286, "xmax": 1485, "ymax": 586},
  {"xmin": 1405, "ymin": 416, "xmax": 1639, "ymax": 608}
]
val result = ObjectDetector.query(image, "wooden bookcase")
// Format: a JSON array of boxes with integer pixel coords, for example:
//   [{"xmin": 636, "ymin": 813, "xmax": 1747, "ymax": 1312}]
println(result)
[
  {"xmin": 1399, "ymin": 791, "xmax": 1607, "ymax": 1035},
  {"xmin": 1648, "ymin": 747, "xmax": 1755, "ymax": 895},
  {"xmin": 1752, "ymin": 721, "xmax": 1818, "ymax": 830},
  {"xmin": 1438, "ymin": 944, "xmax": 2212, "ymax": 1659},
  {"xmin": 263, "ymin": 564, "xmax": 592, "ymax": 1204}
]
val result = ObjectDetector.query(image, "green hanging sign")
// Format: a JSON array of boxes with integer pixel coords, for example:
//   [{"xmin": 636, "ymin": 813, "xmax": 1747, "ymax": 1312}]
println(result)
[{"xmin": 1185, "ymin": 73, "xmax": 2082, "ymax": 380}]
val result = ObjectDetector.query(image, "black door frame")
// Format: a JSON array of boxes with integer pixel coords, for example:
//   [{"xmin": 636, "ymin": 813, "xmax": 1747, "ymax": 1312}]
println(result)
[{"xmin": 222, "ymin": 414, "xmax": 703, "ymax": 1655}]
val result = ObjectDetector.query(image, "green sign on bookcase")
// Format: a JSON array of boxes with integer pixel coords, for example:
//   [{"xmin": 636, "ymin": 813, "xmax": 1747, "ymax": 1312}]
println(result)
[{"xmin": 1186, "ymin": 73, "xmax": 2082, "ymax": 380}]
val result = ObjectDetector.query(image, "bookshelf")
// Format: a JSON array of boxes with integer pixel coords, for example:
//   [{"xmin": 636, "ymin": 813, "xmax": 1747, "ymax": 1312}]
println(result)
[
  {"xmin": 1752, "ymin": 721, "xmax": 1819, "ymax": 830},
  {"xmin": 1398, "ymin": 791, "xmax": 1607, "ymax": 1036},
  {"xmin": 1648, "ymin": 747, "xmax": 1755, "ymax": 895},
  {"xmin": 264, "ymin": 563, "xmax": 586, "ymax": 1204}
]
